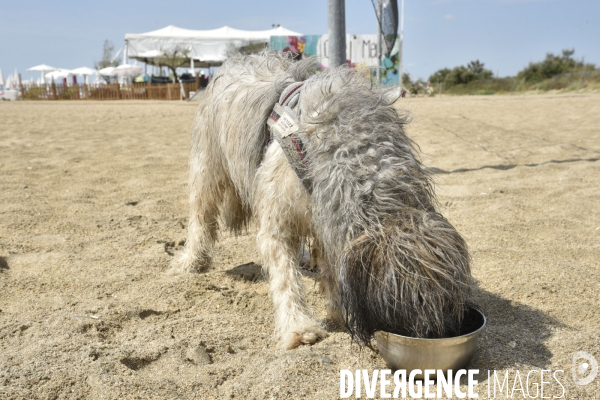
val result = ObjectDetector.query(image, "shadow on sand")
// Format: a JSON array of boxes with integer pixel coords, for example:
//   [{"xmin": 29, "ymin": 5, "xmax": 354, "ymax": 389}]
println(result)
[
  {"xmin": 470, "ymin": 283, "xmax": 565, "ymax": 381},
  {"xmin": 429, "ymin": 156, "xmax": 599, "ymax": 175},
  {"xmin": 224, "ymin": 263, "xmax": 563, "ymax": 379},
  {"xmin": 225, "ymin": 261, "xmax": 319, "ymax": 282}
]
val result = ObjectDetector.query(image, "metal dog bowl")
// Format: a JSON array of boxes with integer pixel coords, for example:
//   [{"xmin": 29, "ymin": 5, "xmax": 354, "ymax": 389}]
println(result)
[{"xmin": 375, "ymin": 307, "xmax": 485, "ymax": 379}]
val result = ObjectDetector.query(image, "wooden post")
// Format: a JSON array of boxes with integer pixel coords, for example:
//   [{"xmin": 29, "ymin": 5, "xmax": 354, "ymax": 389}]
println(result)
[
  {"xmin": 51, "ymin": 79, "xmax": 57, "ymax": 100},
  {"xmin": 18, "ymin": 73, "xmax": 24, "ymax": 100},
  {"xmin": 195, "ymin": 73, "xmax": 200, "ymax": 91}
]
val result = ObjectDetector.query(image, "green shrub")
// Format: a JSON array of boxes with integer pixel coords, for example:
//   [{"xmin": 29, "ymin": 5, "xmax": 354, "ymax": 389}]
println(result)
[
  {"xmin": 429, "ymin": 60, "xmax": 494, "ymax": 89},
  {"xmin": 22, "ymin": 87, "xmax": 46, "ymax": 100},
  {"xmin": 424, "ymin": 49, "xmax": 598, "ymax": 95},
  {"xmin": 516, "ymin": 49, "xmax": 595, "ymax": 84}
]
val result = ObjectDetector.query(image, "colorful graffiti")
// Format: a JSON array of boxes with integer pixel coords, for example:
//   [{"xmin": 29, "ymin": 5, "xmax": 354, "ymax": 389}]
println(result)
[
  {"xmin": 270, "ymin": 35, "xmax": 321, "ymax": 58},
  {"xmin": 269, "ymin": 34, "xmax": 400, "ymax": 86}
]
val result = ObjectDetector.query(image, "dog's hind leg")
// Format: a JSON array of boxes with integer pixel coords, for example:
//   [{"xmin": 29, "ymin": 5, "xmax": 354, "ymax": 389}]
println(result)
[{"xmin": 170, "ymin": 152, "xmax": 227, "ymax": 274}]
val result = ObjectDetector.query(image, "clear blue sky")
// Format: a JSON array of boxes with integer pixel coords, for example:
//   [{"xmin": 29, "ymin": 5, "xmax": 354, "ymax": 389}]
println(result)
[{"xmin": 1, "ymin": 0, "xmax": 598, "ymax": 81}]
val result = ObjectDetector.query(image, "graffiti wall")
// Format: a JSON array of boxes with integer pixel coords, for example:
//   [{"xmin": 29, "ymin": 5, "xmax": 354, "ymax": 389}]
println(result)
[{"xmin": 269, "ymin": 34, "xmax": 400, "ymax": 86}]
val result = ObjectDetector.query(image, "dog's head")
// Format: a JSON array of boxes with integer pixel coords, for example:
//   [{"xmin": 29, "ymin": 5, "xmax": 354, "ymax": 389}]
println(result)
[
  {"xmin": 338, "ymin": 211, "xmax": 471, "ymax": 344},
  {"xmin": 292, "ymin": 68, "xmax": 472, "ymax": 344}
]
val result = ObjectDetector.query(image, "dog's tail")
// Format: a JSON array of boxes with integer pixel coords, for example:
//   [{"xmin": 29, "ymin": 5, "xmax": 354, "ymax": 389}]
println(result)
[{"xmin": 338, "ymin": 208, "xmax": 471, "ymax": 344}]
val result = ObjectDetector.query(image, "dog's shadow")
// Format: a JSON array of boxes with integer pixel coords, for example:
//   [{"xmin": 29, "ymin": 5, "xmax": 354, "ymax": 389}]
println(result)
[
  {"xmin": 225, "ymin": 261, "xmax": 318, "ymax": 282},
  {"xmin": 470, "ymin": 283, "xmax": 565, "ymax": 376}
]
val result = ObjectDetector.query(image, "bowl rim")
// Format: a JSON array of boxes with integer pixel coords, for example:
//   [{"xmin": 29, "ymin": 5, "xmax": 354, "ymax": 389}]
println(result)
[{"xmin": 375, "ymin": 307, "xmax": 486, "ymax": 343}]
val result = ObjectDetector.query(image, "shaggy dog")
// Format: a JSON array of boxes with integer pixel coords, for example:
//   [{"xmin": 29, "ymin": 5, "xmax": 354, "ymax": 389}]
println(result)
[{"xmin": 171, "ymin": 52, "xmax": 472, "ymax": 349}]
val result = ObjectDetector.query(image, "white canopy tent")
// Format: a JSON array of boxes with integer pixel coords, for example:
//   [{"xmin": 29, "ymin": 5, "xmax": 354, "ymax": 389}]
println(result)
[{"xmin": 125, "ymin": 25, "xmax": 302, "ymax": 68}]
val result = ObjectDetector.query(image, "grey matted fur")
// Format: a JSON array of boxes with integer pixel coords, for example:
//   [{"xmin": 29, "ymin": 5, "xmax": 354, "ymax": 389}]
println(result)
[{"xmin": 172, "ymin": 52, "xmax": 472, "ymax": 349}]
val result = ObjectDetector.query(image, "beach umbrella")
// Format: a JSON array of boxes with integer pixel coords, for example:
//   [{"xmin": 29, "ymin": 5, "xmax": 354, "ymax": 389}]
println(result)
[
  {"xmin": 5, "ymin": 73, "xmax": 14, "ymax": 90},
  {"xmin": 27, "ymin": 64, "xmax": 56, "ymax": 84},
  {"xmin": 70, "ymin": 66, "xmax": 97, "ymax": 84},
  {"xmin": 0, "ymin": 68, "xmax": 4, "ymax": 87},
  {"xmin": 14, "ymin": 68, "xmax": 20, "ymax": 89},
  {"xmin": 27, "ymin": 64, "xmax": 56, "ymax": 72},
  {"xmin": 113, "ymin": 64, "xmax": 143, "ymax": 77},
  {"xmin": 98, "ymin": 66, "xmax": 117, "ymax": 76},
  {"xmin": 45, "ymin": 69, "xmax": 72, "ymax": 85},
  {"xmin": 71, "ymin": 67, "xmax": 97, "ymax": 75},
  {"xmin": 45, "ymin": 69, "xmax": 71, "ymax": 79}
]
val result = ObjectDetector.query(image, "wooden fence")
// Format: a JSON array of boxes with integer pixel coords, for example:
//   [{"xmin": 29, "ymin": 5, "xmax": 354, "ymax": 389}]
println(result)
[{"xmin": 20, "ymin": 81, "xmax": 200, "ymax": 101}]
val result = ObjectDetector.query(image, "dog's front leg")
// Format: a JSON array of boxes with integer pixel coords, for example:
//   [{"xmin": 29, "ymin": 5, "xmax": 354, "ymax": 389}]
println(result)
[
  {"xmin": 254, "ymin": 145, "xmax": 327, "ymax": 349},
  {"xmin": 315, "ymin": 248, "xmax": 344, "ymax": 325},
  {"xmin": 257, "ymin": 227, "xmax": 328, "ymax": 349}
]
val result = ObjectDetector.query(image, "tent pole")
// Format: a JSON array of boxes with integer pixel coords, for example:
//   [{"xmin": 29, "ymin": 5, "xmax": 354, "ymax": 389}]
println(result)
[
  {"xmin": 376, "ymin": 0, "xmax": 382, "ymax": 84},
  {"xmin": 398, "ymin": 0, "xmax": 405, "ymax": 89},
  {"xmin": 328, "ymin": 0, "xmax": 346, "ymax": 68}
]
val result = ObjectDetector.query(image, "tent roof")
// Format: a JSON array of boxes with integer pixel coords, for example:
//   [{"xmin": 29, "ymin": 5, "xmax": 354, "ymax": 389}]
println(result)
[{"xmin": 125, "ymin": 25, "xmax": 302, "ymax": 41}]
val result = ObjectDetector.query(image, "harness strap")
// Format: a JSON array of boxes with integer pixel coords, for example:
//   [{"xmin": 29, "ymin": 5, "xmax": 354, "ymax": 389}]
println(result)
[{"xmin": 266, "ymin": 82, "xmax": 312, "ymax": 193}]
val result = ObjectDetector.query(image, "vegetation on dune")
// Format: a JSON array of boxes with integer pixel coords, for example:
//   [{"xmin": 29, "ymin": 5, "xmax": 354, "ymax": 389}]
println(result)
[
  {"xmin": 516, "ymin": 49, "xmax": 595, "ymax": 84},
  {"xmin": 421, "ymin": 49, "xmax": 599, "ymax": 95}
]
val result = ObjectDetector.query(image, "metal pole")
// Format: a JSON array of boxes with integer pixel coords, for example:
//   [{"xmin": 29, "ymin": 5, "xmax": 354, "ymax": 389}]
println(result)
[
  {"xmin": 398, "ymin": 0, "xmax": 405, "ymax": 88},
  {"xmin": 376, "ymin": 0, "xmax": 382, "ymax": 84},
  {"xmin": 328, "ymin": 0, "xmax": 346, "ymax": 68}
]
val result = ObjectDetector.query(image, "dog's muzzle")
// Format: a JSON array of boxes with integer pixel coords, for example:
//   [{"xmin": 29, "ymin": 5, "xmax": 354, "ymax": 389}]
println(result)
[{"xmin": 266, "ymin": 82, "xmax": 312, "ymax": 192}]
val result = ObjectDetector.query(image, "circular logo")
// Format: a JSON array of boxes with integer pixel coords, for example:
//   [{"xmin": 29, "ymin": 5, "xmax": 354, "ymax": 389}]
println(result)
[{"xmin": 572, "ymin": 351, "xmax": 598, "ymax": 386}]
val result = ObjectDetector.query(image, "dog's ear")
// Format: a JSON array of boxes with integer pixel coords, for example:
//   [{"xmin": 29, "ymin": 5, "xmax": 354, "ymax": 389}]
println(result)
[{"xmin": 382, "ymin": 86, "xmax": 402, "ymax": 106}]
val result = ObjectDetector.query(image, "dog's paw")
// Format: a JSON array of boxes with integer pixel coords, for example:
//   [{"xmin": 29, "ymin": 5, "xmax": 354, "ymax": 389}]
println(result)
[
  {"xmin": 281, "ymin": 323, "xmax": 328, "ymax": 349},
  {"xmin": 167, "ymin": 252, "xmax": 211, "ymax": 274}
]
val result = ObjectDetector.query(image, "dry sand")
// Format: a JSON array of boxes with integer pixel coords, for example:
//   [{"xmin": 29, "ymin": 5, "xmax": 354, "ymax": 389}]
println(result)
[{"xmin": 0, "ymin": 94, "xmax": 599, "ymax": 399}]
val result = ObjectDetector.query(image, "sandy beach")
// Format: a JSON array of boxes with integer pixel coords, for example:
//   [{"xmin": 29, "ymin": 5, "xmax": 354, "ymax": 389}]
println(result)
[{"xmin": 1, "ymin": 94, "xmax": 599, "ymax": 399}]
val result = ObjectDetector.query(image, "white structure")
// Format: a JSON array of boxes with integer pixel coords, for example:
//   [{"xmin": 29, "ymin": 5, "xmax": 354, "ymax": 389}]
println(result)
[
  {"xmin": 125, "ymin": 25, "xmax": 302, "ymax": 67},
  {"xmin": 70, "ymin": 67, "xmax": 98, "ymax": 85},
  {"xmin": 45, "ymin": 69, "xmax": 72, "ymax": 80},
  {"xmin": 27, "ymin": 64, "xmax": 56, "ymax": 84}
]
